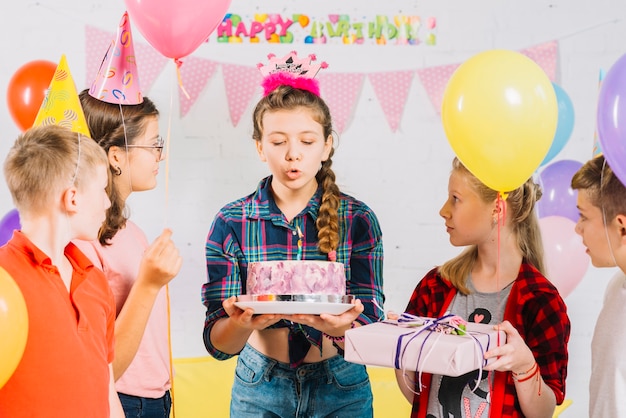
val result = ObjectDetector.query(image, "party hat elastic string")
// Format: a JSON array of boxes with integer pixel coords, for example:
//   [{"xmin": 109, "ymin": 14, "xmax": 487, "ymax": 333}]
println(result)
[{"xmin": 118, "ymin": 103, "xmax": 136, "ymax": 196}]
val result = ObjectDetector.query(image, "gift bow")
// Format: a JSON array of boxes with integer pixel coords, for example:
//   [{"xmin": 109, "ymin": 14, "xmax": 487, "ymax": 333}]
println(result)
[{"xmin": 390, "ymin": 313, "xmax": 495, "ymax": 393}]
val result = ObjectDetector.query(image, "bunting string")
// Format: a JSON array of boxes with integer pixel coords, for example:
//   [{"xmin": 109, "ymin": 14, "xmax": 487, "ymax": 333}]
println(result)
[{"xmin": 86, "ymin": 25, "xmax": 560, "ymax": 133}]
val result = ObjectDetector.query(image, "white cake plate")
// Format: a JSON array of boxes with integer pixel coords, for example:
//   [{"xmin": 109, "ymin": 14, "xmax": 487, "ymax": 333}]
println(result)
[{"xmin": 235, "ymin": 294, "xmax": 354, "ymax": 315}]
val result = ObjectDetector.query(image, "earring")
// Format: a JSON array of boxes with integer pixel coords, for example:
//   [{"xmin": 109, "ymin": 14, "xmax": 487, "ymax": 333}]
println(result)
[
  {"xmin": 493, "ymin": 218, "xmax": 498, "ymax": 226},
  {"xmin": 113, "ymin": 166, "xmax": 122, "ymax": 176}
]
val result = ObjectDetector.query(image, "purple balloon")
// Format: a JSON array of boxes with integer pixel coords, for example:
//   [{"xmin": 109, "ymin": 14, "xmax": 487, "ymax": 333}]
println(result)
[
  {"xmin": 597, "ymin": 53, "xmax": 626, "ymax": 186},
  {"xmin": 536, "ymin": 159, "xmax": 583, "ymax": 223},
  {"xmin": 0, "ymin": 209, "xmax": 21, "ymax": 247}
]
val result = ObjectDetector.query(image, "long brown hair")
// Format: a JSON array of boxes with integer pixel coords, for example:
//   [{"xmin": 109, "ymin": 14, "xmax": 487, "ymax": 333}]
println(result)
[
  {"xmin": 439, "ymin": 158, "xmax": 545, "ymax": 294},
  {"xmin": 79, "ymin": 89, "xmax": 159, "ymax": 245},
  {"xmin": 252, "ymin": 85, "xmax": 340, "ymax": 255}
]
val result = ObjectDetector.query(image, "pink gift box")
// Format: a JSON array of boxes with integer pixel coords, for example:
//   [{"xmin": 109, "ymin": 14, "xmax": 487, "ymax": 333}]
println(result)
[{"xmin": 344, "ymin": 320, "xmax": 506, "ymax": 377}]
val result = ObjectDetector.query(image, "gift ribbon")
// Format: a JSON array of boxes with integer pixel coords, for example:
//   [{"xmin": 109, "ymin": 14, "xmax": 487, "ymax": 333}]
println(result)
[{"xmin": 391, "ymin": 313, "xmax": 495, "ymax": 394}]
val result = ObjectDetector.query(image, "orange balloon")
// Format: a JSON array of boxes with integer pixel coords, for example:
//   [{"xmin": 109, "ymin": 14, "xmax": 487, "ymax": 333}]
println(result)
[
  {"xmin": 0, "ymin": 267, "xmax": 28, "ymax": 388},
  {"xmin": 6, "ymin": 60, "xmax": 57, "ymax": 131}
]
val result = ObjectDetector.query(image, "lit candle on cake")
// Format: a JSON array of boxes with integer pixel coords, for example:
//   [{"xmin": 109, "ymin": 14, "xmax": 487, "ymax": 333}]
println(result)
[{"xmin": 296, "ymin": 226, "xmax": 303, "ymax": 260}]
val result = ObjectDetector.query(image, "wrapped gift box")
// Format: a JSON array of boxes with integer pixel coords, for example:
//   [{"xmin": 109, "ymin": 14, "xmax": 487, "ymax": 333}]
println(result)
[{"xmin": 344, "ymin": 319, "xmax": 506, "ymax": 377}]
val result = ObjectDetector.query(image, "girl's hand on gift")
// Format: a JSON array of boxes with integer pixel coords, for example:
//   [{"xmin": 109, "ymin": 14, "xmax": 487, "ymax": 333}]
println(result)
[
  {"xmin": 482, "ymin": 320, "xmax": 536, "ymax": 374},
  {"xmin": 223, "ymin": 296, "xmax": 282, "ymax": 330},
  {"xmin": 386, "ymin": 311, "xmax": 400, "ymax": 321},
  {"xmin": 283, "ymin": 298, "xmax": 364, "ymax": 337}
]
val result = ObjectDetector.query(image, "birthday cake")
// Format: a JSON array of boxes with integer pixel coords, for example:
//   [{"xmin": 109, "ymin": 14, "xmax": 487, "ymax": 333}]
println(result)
[{"xmin": 246, "ymin": 260, "xmax": 346, "ymax": 296}]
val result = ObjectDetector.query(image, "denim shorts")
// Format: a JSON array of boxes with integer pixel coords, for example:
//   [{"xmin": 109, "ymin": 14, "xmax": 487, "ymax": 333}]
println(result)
[
  {"xmin": 230, "ymin": 344, "xmax": 373, "ymax": 418},
  {"xmin": 118, "ymin": 390, "xmax": 171, "ymax": 418}
]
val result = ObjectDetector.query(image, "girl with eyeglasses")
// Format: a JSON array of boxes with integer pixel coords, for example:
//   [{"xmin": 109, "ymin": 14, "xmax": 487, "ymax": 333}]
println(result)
[{"xmin": 74, "ymin": 89, "xmax": 182, "ymax": 418}]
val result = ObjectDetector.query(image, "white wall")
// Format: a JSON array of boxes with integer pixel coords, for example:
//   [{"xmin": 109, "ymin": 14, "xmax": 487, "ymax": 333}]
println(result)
[{"xmin": 2, "ymin": 1, "xmax": 625, "ymax": 415}]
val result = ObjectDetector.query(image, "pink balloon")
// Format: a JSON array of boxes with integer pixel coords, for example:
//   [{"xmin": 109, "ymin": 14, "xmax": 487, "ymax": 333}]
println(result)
[
  {"xmin": 539, "ymin": 216, "xmax": 589, "ymax": 298},
  {"xmin": 124, "ymin": 0, "xmax": 232, "ymax": 59}
]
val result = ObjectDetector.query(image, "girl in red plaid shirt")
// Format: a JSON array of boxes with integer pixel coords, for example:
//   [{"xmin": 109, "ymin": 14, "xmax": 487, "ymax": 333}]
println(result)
[{"xmin": 396, "ymin": 157, "xmax": 570, "ymax": 418}]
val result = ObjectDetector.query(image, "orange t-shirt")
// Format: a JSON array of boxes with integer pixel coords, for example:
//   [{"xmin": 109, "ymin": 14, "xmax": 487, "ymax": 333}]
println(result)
[{"xmin": 0, "ymin": 231, "xmax": 116, "ymax": 417}]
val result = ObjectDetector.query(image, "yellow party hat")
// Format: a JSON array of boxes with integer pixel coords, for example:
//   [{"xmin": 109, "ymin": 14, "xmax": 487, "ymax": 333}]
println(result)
[{"xmin": 33, "ymin": 55, "xmax": 90, "ymax": 136}]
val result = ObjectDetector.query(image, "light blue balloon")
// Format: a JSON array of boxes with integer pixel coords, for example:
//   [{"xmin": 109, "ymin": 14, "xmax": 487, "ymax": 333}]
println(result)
[{"xmin": 540, "ymin": 83, "xmax": 575, "ymax": 166}]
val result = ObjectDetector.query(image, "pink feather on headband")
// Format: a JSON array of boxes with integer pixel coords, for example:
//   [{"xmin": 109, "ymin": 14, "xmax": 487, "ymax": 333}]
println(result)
[{"xmin": 261, "ymin": 72, "xmax": 321, "ymax": 96}]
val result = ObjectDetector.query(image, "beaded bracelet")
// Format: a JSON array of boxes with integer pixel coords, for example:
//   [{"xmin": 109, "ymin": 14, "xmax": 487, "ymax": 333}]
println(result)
[
  {"xmin": 511, "ymin": 361, "xmax": 542, "ymax": 395},
  {"xmin": 511, "ymin": 361, "xmax": 538, "ymax": 382},
  {"xmin": 323, "ymin": 322, "xmax": 356, "ymax": 343}
]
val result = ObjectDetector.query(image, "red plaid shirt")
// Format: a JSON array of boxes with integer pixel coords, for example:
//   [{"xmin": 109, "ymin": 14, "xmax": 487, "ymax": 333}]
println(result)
[{"xmin": 405, "ymin": 262, "xmax": 570, "ymax": 418}]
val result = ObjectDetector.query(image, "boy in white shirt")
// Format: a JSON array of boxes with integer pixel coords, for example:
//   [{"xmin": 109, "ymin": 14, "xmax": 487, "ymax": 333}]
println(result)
[{"xmin": 571, "ymin": 154, "xmax": 626, "ymax": 417}]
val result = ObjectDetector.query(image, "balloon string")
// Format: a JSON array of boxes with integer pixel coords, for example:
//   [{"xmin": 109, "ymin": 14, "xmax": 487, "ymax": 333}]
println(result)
[
  {"xmin": 496, "ymin": 191, "xmax": 503, "ymax": 347},
  {"xmin": 489, "ymin": 192, "xmax": 506, "ymax": 399},
  {"xmin": 593, "ymin": 69, "xmax": 605, "ymax": 158},
  {"xmin": 166, "ymin": 284, "xmax": 175, "ymax": 418},
  {"xmin": 165, "ymin": 72, "xmax": 175, "ymax": 418},
  {"xmin": 174, "ymin": 59, "xmax": 190, "ymax": 100},
  {"xmin": 600, "ymin": 159, "xmax": 618, "ymax": 266}
]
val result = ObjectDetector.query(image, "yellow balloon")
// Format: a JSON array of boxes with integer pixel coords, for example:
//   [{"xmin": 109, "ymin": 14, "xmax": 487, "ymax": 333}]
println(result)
[
  {"xmin": 441, "ymin": 50, "xmax": 557, "ymax": 192},
  {"xmin": 0, "ymin": 267, "xmax": 28, "ymax": 388}
]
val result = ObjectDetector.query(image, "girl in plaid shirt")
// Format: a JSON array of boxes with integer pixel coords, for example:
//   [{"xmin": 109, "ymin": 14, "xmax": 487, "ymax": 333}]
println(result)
[
  {"xmin": 397, "ymin": 158, "xmax": 570, "ymax": 418},
  {"xmin": 202, "ymin": 58, "xmax": 384, "ymax": 417}
]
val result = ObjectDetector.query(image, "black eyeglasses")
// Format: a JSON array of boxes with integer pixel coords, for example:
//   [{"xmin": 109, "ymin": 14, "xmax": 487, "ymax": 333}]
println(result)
[{"xmin": 125, "ymin": 136, "xmax": 165, "ymax": 160}]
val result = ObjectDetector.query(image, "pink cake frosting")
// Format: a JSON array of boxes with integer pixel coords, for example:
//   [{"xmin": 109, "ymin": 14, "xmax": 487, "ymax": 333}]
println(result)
[{"xmin": 247, "ymin": 260, "xmax": 346, "ymax": 295}]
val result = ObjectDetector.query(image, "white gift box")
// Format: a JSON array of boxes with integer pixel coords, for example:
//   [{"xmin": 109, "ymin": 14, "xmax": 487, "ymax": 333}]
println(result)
[{"xmin": 344, "ymin": 319, "xmax": 506, "ymax": 377}]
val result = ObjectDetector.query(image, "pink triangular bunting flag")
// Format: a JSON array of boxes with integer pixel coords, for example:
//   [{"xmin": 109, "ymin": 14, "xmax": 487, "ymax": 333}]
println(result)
[
  {"xmin": 178, "ymin": 57, "xmax": 218, "ymax": 117},
  {"xmin": 368, "ymin": 71, "xmax": 414, "ymax": 132},
  {"xmin": 416, "ymin": 63, "xmax": 460, "ymax": 115},
  {"xmin": 520, "ymin": 40, "xmax": 558, "ymax": 81},
  {"xmin": 85, "ymin": 26, "xmax": 114, "ymax": 89},
  {"xmin": 134, "ymin": 42, "xmax": 169, "ymax": 94},
  {"xmin": 318, "ymin": 73, "xmax": 365, "ymax": 134},
  {"xmin": 222, "ymin": 63, "xmax": 262, "ymax": 127}
]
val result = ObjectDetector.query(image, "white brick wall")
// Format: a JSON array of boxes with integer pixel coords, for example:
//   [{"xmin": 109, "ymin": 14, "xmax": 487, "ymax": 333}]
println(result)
[{"xmin": 2, "ymin": 1, "xmax": 626, "ymax": 415}]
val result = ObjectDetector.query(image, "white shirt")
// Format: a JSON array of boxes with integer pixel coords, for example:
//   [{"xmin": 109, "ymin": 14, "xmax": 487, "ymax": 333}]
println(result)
[{"xmin": 589, "ymin": 271, "xmax": 626, "ymax": 417}]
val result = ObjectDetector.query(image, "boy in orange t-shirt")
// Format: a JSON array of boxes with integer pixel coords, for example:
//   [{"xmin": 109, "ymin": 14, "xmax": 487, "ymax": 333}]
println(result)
[{"xmin": 0, "ymin": 125, "xmax": 124, "ymax": 417}]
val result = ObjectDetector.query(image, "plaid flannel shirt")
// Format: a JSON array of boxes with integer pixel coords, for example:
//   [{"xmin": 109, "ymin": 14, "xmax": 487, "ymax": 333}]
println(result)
[
  {"xmin": 202, "ymin": 176, "xmax": 384, "ymax": 367},
  {"xmin": 406, "ymin": 262, "xmax": 570, "ymax": 418}
]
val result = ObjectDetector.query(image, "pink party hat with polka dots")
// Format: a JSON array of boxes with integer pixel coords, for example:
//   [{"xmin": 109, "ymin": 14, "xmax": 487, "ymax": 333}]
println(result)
[{"xmin": 89, "ymin": 12, "xmax": 143, "ymax": 104}]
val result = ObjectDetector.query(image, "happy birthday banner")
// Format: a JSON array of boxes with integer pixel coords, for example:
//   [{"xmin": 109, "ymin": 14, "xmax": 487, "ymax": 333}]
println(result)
[
  {"xmin": 212, "ymin": 13, "xmax": 438, "ymax": 46},
  {"xmin": 85, "ymin": 25, "xmax": 557, "ymax": 133}
]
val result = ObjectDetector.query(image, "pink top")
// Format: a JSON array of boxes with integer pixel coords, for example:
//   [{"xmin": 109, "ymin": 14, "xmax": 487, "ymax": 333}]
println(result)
[{"xmin": 74, "ymin": 221, "xmax": 170, "ymax": 398}]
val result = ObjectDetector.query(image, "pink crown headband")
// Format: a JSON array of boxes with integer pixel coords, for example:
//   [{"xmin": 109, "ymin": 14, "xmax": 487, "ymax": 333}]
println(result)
[{"xmin": 257, "ymin": 51, "xmax": 328, "ymax": 97}]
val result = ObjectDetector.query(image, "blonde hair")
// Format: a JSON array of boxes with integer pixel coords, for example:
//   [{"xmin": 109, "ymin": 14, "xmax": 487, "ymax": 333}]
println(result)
[
  {"xmin": 4, "ymin": 125, "xmax": 108, "ymax": 214},
  {"xmin": 252, "ymin": 85, "xmax": 340, "ymax": 254},
  {"xmin": 571, "ymin": 154, "xmax": 626, "ymax": 221},
  {"xmin": 439, "ymin": 157, "xmax": 545, "ymax": 294}
]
